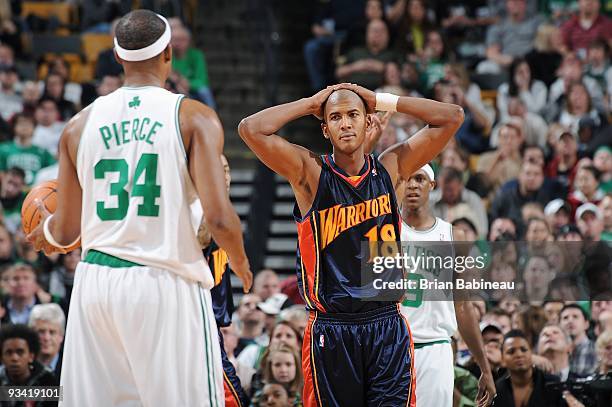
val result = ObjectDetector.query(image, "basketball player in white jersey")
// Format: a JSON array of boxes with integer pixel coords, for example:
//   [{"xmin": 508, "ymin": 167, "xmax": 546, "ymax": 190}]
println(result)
[
  {"xmin": 27, "ymin": 10, "xmax": 252, "ymax": 406},
  {"xmin": 400, "ymin": 164, "xmax": 495, "ymax": 407}
]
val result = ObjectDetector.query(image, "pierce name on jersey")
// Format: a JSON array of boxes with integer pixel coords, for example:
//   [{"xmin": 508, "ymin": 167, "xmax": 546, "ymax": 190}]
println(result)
[
  {"xmin": 98, "ymin": 117, "xmax": 163, "ymax": 150},
  {"xmin": 78, "ymin": 87, "xmax": 213, "ymax": 287}
]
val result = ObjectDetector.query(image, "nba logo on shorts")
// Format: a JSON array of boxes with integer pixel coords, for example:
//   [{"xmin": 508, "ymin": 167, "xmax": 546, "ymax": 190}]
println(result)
[{"xmin": 319, "ymin": 334, "xmax": 324, "ymax": 348}]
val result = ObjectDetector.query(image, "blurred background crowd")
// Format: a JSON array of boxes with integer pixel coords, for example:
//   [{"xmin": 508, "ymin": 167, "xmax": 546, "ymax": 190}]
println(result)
[{"xmin": 0, "ymin": 0, "xmax": 610, "ymax": 406}]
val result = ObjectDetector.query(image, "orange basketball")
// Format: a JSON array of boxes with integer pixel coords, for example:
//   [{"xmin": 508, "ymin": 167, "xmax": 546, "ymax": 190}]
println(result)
[{"xmin": 21, "ymin": 180, "xmax": 80, "ymax": 251}]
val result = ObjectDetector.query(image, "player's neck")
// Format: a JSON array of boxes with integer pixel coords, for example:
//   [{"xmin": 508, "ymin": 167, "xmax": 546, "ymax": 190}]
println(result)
[
  {"xmin": 123, "ymin": 71, "xmax": 166, "ymax": 89},
  {"xmin": 331, "ymin": 151, "xmax": 365, "ymax": 176},
  {"xmin": 403, "ymin": 207, "xmax": 435, "ymax": 231}
]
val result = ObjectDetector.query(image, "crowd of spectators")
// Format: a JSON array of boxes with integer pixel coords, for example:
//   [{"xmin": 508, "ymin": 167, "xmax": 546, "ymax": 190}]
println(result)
[
  {"xmin": 301, "ymin": 0, "xmax": 612, "ymax": 405},
  {"xmin": 0, "ymin": 1, "xmax": 217, "ymax": 404},
  {"xmin": 0, "ymin": 0, "xmax": 610, "ymax": 406}
]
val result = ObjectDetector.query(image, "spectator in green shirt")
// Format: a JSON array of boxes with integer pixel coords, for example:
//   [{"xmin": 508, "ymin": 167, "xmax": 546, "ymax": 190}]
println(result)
[
  {"xmin": 0, "ymin": 166, "xmax": 26, "ymax": 233},
  {"xmin": 0, "ymin": 113, "xmax": 56, "ymax": 186},
  {"xmin": 171, "ymin": 24, "xmax": 216, "ymax": 109}
]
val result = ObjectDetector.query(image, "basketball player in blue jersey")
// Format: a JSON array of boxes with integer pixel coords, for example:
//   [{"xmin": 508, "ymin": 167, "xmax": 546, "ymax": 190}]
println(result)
[
  {"xmin": 400, "ymin": 165, "xmax": 495, "ymax": 407},
  {"xmin": 239, "ymin": 83, "xmax": 464, "ymax": 406},
  {"xmin": 198, "ymin": 154, "xmax": 249, "ymax": 407}
]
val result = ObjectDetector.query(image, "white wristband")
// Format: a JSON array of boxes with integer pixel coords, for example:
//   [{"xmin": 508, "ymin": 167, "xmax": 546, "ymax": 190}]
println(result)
[
  {"xmin": 43, "ymin": 215, "xmax": 80, "ymax": 249},
  {"xmin": 375, "ymin": 93, "xmax": 399, "ymax": 112}
]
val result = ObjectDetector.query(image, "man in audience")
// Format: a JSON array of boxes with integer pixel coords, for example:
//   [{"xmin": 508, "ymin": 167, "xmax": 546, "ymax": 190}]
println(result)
[
  {"xmin": 560, "ymin": 0, "xmax": 612, "ymax": 58},
  {"xmin": 488, "ymin": 217, "xmax": 517, "ymax": 241},
  {"xmin": 253, "ymin": 269, "xmax": 281, "ymax": 302},
  {"xmin": 537, "ymin": 324, "xmax": 575, "ymax": 381},
  {"xmin": 430, "ymin": 167, "xmax": 488, "ymax": 238},
  {"xmin": 479, "ymin": 0, "xmax": 544, "ymax": 73},
  {"xmin": 559, "ymin": 304, "xmax": 597, "ymax": 376},
  {"xmin": 576, "ymin": 202, "xmax": 605, "ymax": 241},
  {"xmin": 171, "ymin": 23, "xmax": 215, "ymax": 108},
  {"xmin": 336, "ymin": 19, "xmax": 398, "ymax": 91},
  {"xmin": 28, "ymin": 303, "xmax": 65, "ymax": 380},
  {"xmin": 20, "ymin": 80, "xmax": 41, "ymax": 116},
  {"xmin": 94, "ymin": 19, "xmax": 123, "ymax": 80},
  {"xmin": 96, "ymin": 75, "xmax": 122, "ymax": 97},
  {"xmin": 0, "ymin": 113, "xmax": 56, "ymax": 187},
  {"xmin": 482, "ymin": 308, "xmax": 512, "ymax": 335},
  {"xmin": 466, "ymin": 324, "xmax": 506, "ymax": 381},
  {"xmin": 235, "ymin": 293, "xmax": 265, "ymax": 355},
  {"xmin": 0, "ymin": 324, "xmax": 58, "ymax": 387},
  {"xmin": 544, "ymin": 199, "xmax": 571, "ymax": 235},
  {"xmin": 1, "ymin": 263, "xmax": 42, "ymax": 325},
  {"xmin": 32, "ymin": 97, "xmax": 65, "ymax": 157},
  {"xmin": 490, "ymin": 161, "xmax": 564, "ymax": 229},
  {"xmin": 543, "ymin": 300, "xmax": 565, "ymax": 324},
  {"xmin": 0, "ymin": 167, "xmax": 26, "ymax": 233},
  {"xmin": 303, "ymin": 0, "xmax": 366, "ymax": 90},
  {"xmin": 0, "ymin": 65, "xmax": 21, "ymax": 121},
  {"xmin": 547, "ymin": 54, "xmax": 605, "ymax": 117}
]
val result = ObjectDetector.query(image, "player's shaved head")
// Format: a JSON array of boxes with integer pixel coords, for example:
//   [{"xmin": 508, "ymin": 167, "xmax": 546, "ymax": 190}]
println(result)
[
  {"xmin": 323, "ymin": 89, "xmax": 367, "ymax": 121},
  {"xmin": 116, "ymin": 10, "xmax": 166, "ymax": 51}
]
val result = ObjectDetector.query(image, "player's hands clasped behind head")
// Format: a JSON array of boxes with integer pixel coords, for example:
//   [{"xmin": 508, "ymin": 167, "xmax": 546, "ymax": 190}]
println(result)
[
  {"xmin": 26, "ymin": 199, "xmax": 67, "ymax": 257},
  {"xmin": 230, "ymin": 256, "xmax": 253, "ymax": 293},
  {"xmin": 308, "ymin": 83, "xmax": 377, "ymax": 120}
]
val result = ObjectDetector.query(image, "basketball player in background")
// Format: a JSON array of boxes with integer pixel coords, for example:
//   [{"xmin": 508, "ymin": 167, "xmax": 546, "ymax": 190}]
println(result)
[
  {"xmin": 400, "ymin": 164, "xmax": 495, "ymax": 406},
  {"xmin": 198, "ymin": 154, "xmax": 249, "ymax": 407},
  {"xmin": 239, "ymin": 82, "xmax": 464, "ymax": 406},
  {"xmin": 27, "ymin": 10, "xmax": 252, "ymax": 406}
]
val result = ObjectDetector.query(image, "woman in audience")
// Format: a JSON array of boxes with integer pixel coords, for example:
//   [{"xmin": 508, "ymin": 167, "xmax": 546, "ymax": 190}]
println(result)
[
  {"xmin": 394, "ymin": 0, "xmax": 434, "ymax": 58},
  {"xmin": 41, "ymin": 72, "xmax": 77, "ymax": 121},
  {"xmin": 262, "ymin": 345, "xmax": 302, "ymax": 405},
  {"xmin": 238, "ymin": 320, "xmax": 302, "ymax": 371},
  {"xmin": 595, "ymin": 329, "xmax": 612, "ymax": 374},
  {"xmin": 556, "ymin": 82, "xmax": 607, "ymax": 136},
  {"xmin": 568, "ymin": 165, "xmax": 605, "ymax": 215},
  {"xmin": 511, "ymin": 305, "xmax": 548, "ymax": 349},
  {"xmin": 525, "ymin": 24, "xmax": 564, "ymax": 87},
  {"xmin": 497, "ymin": 58, "xmax": 548, "ymax": 121}
]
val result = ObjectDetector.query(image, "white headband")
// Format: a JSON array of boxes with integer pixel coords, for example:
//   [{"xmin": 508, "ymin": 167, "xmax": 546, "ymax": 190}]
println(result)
[
  {"xmin": 420, "ymin": 164, "xmax": 434, "ymax": 181},
  {"xmin": 114, "ymin": 14, "xmax": 171, "ymax": 61}
]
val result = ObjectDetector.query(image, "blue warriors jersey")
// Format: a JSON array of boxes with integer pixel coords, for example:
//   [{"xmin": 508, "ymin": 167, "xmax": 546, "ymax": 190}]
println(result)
[
  {"xmin": 203, "ymin": 241, "xmax": 234, "ymax": 327},
  {"xmin": 294, "ymin": 154, "xmax": 402, "ymax": 313}
]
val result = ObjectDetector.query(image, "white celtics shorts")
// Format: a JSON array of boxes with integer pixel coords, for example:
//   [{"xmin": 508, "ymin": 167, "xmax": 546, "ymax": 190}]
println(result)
[
  {"xmin": 414, "ymin": 341, "xmax": 454, "ymax": 407},
  {"xmin": 60, "ymin": 258, "xmax": 224, "ymax": 407}
]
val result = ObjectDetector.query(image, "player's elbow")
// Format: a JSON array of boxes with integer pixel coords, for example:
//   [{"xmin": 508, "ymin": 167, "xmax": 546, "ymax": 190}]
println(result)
[
  {"xmin": 448, "ymin": 105, "xmax": 464, "ymax": 126},
  {"xmin": 238, "ymin": 117, "xmax": 258, "ymax": 140}
]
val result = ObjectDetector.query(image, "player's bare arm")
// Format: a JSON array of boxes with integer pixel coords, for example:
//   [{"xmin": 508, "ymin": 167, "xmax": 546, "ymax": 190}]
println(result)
[
  {"xmin": 452, "ymin": 227, "xmax": 496, "ymax": 406},
  {"xmin": 346, "ymin": 84, "xmax": 464, "ymax": 193},
  {"xmin": 180, "ymin": 99, "xmax": 252, "ymax": 292},
  {"xmin": 27, "ymin": 106, "xmax": 91, "ymax": 254},
  {"xmin": 238, "ymin": 86, "xmax": 347, "ymax": 216}
]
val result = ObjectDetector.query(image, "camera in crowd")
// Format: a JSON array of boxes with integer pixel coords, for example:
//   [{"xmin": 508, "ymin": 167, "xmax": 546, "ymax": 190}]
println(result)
[{"xmin": 546, "ymin": 372, "xmax": 612, "ymax": 407}]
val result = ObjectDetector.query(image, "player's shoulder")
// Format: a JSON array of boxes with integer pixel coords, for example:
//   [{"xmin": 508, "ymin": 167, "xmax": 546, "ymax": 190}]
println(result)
[
  {"xmin": 64, "ymin": 104, "xmax": 94, "ymax": 136},
  {"xmin": 179, "ymin": 97, "xmax": 219, "ymax": 122}
]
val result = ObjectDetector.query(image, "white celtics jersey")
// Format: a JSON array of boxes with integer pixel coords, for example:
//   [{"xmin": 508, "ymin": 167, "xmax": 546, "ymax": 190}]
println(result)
[
  {"xmin": 77, "ymin": 86, "xmax": 213, "ymax": 287},
  {"xmin": 400, "ymin": 217, "xmax": 458, "ymax": 343}
]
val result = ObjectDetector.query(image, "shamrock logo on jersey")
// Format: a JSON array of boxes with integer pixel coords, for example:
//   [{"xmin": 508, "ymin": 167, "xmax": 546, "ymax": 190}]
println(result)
[{"xmin": 129, "ymin": 96, "xmax": 141, "ymax": 109}]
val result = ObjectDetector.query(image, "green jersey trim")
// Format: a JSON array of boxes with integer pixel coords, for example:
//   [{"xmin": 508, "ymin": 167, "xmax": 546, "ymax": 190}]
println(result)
[
  {"xmin": 84, "ymin": 249, "xmax": 143, "ymax": 268},
  {"xmin": 413, "ymin": 339, "xmax": 451, "ymax": 349},
  {"xmin": 174, "ymin": 95, "xmax": 187, "ymax": 160}
]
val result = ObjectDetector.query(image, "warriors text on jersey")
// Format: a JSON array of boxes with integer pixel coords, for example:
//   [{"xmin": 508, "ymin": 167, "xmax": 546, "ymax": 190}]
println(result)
[
  {"xmin": 400, "ymin": 217, "xmax": 458, "ymax": 343},
  {"xmin": 77, "ymin": 86, "xmax": 213, "ymax": 287},
  {"xmin": 294, "ymin": 154, "xmax": 402, "ymax": 313}
]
